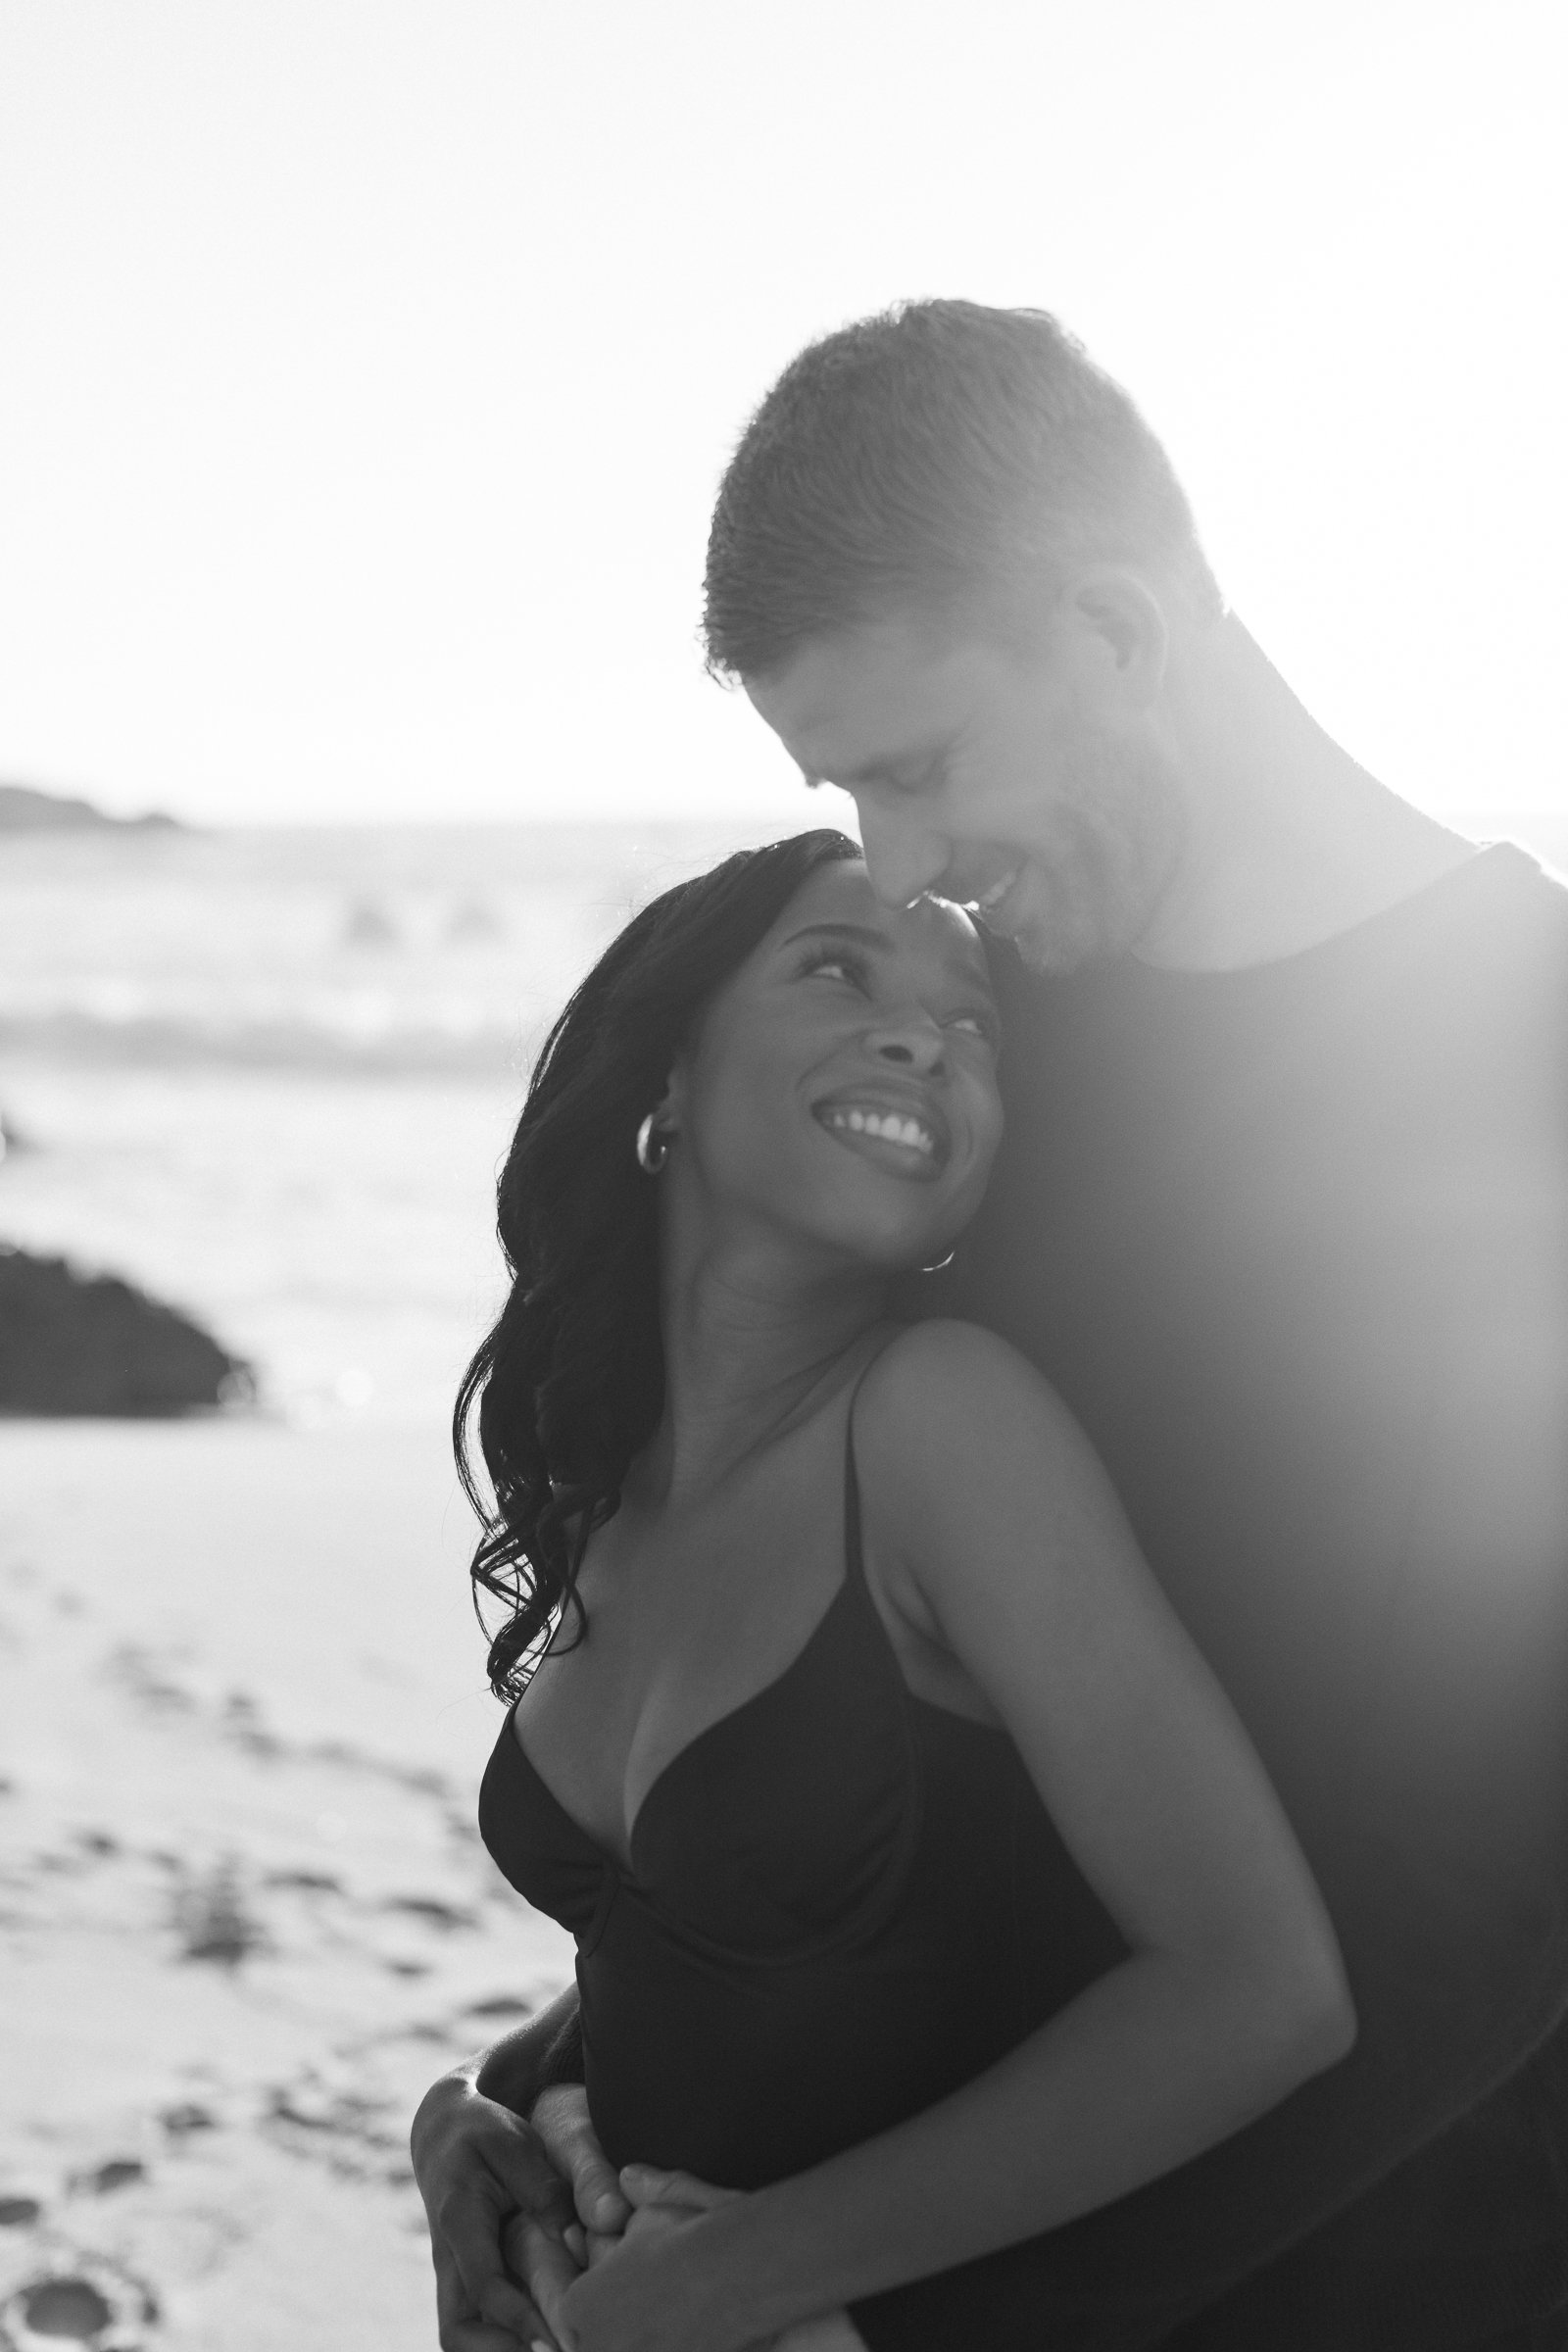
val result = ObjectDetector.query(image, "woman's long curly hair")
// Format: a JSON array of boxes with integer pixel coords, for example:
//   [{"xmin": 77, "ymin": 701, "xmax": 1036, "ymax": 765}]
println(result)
[{"xmin": 456, "ymin": 827, "xmax": 862, "ymax": 1700}]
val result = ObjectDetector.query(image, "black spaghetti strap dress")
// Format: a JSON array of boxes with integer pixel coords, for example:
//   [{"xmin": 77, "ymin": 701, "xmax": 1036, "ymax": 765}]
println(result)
[{"xmin": 479, "ymin": 1416, "xmax": 1128, "ymax": 2228}]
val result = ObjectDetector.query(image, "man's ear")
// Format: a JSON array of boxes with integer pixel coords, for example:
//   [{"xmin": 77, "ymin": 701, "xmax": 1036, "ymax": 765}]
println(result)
[{"xmin": 1067, "ymin": 567, "xmax": 1169, "ymax": 709}]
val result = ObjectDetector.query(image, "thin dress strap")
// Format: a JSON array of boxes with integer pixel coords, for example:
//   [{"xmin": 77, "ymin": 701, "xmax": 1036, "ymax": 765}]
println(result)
[
  {"xmin": 842, "ymin": 1417, "xmax": 869, "ymax": 1595},
  {"xmin": 841, "ymin": 1332, "xmax": 902, "ymax": 1600}
]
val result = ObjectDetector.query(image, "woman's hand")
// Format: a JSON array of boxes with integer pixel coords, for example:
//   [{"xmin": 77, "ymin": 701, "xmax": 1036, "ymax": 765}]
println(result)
[{"xmin": 619, "ymin": 2175, "xmax": 866, "ymax": 2352}]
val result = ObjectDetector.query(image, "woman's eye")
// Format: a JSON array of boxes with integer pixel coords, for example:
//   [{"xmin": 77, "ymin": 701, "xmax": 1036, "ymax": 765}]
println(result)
[
  {"xmin": 803, "ymin": 953, "xmax": 866, "ymax": 987},
  {"xmin": 946, "ymin": 1009, "xmax": 1000, "ymax": 1046}
]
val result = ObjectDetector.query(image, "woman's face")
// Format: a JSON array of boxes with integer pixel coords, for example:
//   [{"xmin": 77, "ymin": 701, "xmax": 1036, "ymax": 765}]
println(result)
[{"xmin": 663, "ymin": 858, "xmax": 1003, "ymax": 1274}]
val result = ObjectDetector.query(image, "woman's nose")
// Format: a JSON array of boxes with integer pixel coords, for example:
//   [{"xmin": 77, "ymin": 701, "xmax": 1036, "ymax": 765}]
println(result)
[{"xmin": 866, "ymin": 1017, "xmax": 947, "ymax": 1075}]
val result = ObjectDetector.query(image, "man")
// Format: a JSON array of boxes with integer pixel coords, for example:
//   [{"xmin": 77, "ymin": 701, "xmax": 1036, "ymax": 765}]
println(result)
[{"xmin": 415, "ymin": 301, "xmax": 1568, "ymax": 2349}]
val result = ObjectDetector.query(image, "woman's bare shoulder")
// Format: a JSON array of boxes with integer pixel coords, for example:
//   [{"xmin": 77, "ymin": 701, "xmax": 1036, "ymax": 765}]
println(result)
[
  {"xmin": 858, "ymin": 1318, "xmax": 1073, "ymax": 1429},
  {"xmin": 850, "ymin": 1325, "xmax": 1170, "ymax": 1692},
  {"xmin": 854, "ymin": 1320, "xmax": 1101, "ymax": 1513}
]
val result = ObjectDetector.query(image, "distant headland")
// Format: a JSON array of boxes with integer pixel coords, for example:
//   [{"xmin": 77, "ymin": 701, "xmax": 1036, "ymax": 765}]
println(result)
[
  {"xmin": 0, "ymin": 1246, "xmax": 251, "ymax": 1416},
  {"xmin": 0, "ymin": 782, "xmax": 181, "ymax": 833}
]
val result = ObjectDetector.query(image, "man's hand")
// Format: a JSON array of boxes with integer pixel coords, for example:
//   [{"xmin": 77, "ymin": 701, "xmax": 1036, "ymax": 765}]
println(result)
[
  {"xmin": 530, "ymin": 2084, "xmax": 632, "ymax": 2246},
  {"xmin": 412, "ymin": 2062, "xmax": 626, "ymax": 2350},
  {"xmin": 495, "ymin": 2086, "xmax": 636, "ymax": 2348}
]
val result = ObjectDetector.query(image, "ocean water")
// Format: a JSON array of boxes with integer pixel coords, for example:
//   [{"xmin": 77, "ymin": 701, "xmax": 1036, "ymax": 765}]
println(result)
[
  {"xmin": 0, "ymin": 818, "xmax": 799, "ymax": 1423},
  {"xmin": 4, "ymin": 805, "xmax": 1564, "ymax": 1428}
]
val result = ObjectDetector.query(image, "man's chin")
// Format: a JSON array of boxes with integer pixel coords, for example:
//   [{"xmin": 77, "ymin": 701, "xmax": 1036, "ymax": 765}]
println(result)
[
  {"xmin": 982, "ymin": 817, "xmax": 1180, "ymax": 974},
  {"xmin": 994, "ymin": 907, "xmax": 1128, "ymax": 976}
]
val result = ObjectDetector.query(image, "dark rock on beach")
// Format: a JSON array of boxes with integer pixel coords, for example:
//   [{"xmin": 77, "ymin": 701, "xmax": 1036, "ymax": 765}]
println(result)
[{"xmin": 0, "ymin": 1247, "xmax": 249, "ymax": 1415}]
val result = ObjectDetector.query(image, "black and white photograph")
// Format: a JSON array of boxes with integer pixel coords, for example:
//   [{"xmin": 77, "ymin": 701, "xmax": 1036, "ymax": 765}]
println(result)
[{"xmin": 1, "ymin": 5, "xmax": 1564, "ymax": 2349}]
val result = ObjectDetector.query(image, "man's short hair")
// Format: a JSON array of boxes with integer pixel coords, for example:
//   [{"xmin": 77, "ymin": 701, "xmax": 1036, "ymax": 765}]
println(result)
[{"xmin": 703, "ymin": 298, "xmax": 1223, "ymax": 680}]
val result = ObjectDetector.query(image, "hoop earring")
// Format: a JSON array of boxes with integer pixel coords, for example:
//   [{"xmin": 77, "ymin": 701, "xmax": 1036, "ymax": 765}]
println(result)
[{"xmin": 635, "ymin": 1112, "xmax": 670, "ymax": 1175}]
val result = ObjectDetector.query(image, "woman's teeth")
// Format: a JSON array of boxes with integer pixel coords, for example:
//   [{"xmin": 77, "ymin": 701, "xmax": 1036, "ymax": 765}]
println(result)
[{"xmin": 823, "ymin": 1107, "xmax": 935, "ymax": 1156}]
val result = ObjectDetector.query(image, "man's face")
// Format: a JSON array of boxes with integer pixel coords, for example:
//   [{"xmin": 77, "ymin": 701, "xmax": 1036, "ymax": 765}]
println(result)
[{"xmin": 746, "ymin": 614, "xmax": 1187, "ymax": 972}]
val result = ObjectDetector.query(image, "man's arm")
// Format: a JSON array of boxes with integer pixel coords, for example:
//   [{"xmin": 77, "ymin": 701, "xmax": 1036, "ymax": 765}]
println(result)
[
  {"xmin": 412, "ymin": 1985, "xmax": 630, "ymax": 2349},
  {"xmin": 471, "ymin": 1984, "xmax": 587, "ymax": 2110}
]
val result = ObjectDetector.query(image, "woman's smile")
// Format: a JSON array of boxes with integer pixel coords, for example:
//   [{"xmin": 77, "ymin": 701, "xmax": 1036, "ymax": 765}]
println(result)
[
  {"xmin": 810, "ymin": 1087, "xmax": 949, "ymax": 1180},
  {"xmin": 661, "ymin": 858, "xmax": 1003, "ymax": 1268}
]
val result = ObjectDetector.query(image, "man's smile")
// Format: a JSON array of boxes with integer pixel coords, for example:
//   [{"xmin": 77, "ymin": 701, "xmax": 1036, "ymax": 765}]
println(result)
[
  {"xmin": 972, "ymin": 868, "xmax": 1020, "ymax": 915},
  {"xmin": 958, "ymin": 865, "xmax": 1027, "ymax": 939}
]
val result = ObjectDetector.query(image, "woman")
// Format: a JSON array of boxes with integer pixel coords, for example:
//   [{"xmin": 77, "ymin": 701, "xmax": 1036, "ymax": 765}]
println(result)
[{"xmin": 452, "ymin": 828, "xmax": 1352, "ymax": 2352}]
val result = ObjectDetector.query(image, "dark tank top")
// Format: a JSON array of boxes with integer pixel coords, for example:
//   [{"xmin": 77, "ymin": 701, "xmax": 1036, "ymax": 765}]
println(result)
[{"xmin": 479, "ymin": 1420, "xmax": 1127, "ymax": 2192}]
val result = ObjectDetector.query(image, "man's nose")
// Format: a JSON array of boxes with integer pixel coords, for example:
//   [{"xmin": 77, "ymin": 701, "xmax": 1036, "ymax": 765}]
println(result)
[{"xmin": 855, "ymin": 802, "xmax": 948, "ymax": 908}]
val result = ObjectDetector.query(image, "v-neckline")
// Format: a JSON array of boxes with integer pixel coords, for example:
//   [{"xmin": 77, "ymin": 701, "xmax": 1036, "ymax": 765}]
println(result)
[{"xmin": 506, "ymin": 1575, "xmax": 858, "ymax": 1876}]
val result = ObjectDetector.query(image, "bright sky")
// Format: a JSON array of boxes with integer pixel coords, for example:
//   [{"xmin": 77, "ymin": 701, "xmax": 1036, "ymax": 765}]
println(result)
[{"xmin": 0, "ymin": 0, "xmax": 1563, "ymax": 827}]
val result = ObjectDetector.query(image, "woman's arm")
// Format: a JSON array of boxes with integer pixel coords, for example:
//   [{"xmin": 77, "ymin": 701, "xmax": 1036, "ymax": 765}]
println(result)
[{"xmin": 558, "ymin": 1321, "xmax": 1354, "ymax": 2352}]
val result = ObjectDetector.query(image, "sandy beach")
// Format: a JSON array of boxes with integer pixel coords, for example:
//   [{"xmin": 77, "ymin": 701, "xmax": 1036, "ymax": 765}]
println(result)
[
  {"xmin": 0, "ymin": 818, "xmax": 790, "ymax": 2352},
  {"xmin": 0, "ymin": 1412, "xmax": 572, "ymax": 2352}
]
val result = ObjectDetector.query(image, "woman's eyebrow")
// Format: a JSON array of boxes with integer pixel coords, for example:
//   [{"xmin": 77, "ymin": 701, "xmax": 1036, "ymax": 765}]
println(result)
[{"xmin": 781, "ymin": 921, "xmax": 891, "ymax": 952}]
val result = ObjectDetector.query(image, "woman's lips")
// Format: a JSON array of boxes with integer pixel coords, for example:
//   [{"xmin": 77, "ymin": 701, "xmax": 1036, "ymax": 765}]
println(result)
[{"xmin": 810, "ymin": 1094, "xmax": 951, "ymax": 1181}]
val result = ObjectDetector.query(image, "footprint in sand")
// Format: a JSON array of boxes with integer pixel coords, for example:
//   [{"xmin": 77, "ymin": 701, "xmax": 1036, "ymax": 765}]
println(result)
[
  {"xmin": 262, "ymin": 2070, "xmax": 408, "ymax": 2181},
  {"xmin": 0, "ymin": 2258, "xmax": 157, "ymax": 2351},
  {"xmin": 379, "ymin": 1895, "xmax": 478, "ymax": 1934},
  {"xmin": 67, "ymin": 2160, "xmax": 145, "ymax": 2197},
  {"xmin": 157, "ymin": 2102, "xmax": 216, "ymax": 2141},
  {"xmin": 103, "ymin": 1645, "xmax": 197, "ymax": 1717},
  {"xmin": 171, "ymin": 1860, "xmax": 267, "ymax": 1966}
]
